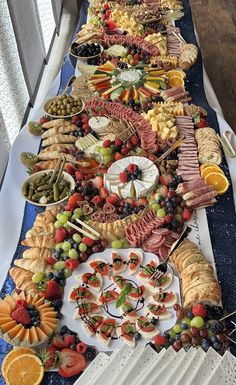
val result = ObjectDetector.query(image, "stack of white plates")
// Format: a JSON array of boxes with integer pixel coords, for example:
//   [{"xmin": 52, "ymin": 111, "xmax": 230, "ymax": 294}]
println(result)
[{"xmin": 74, "ymin": 345, "xmax": 236, "ymax": 385}]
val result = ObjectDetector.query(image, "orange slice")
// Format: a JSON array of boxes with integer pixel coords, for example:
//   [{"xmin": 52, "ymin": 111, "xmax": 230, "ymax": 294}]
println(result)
[
  {"xmin": 1, "ymin": 347, "xmax": 35, "ymax": 379},
  {"xmin": 205, "ymin": 172, "xmax": 229, "ymax": 195},
  {"xmin": 169, "ymin": 76, "xmax": 185, "ymax": 88},
  {"xmin": 167, "ymin": 69, "xmax": 186, "ymax": 79},
  {"xmin": 201, "ymin": 166, "xmax": 224, "ymax": 178},
  {"xmin": 5, "ymin": 353, "xmax": 44, "ymax": 385},
  {"xmin": 200, "ymin": 163, "xmax": 223, "ymax": 172}
]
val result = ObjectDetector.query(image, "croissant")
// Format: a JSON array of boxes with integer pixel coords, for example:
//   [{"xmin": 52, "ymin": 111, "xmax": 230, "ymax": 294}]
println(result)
[
  {"xmin": 23, "ymin": 247, "xmax": 54, "ymax": 260},
  {"xmin": 40, "ymin": 144, "xmax": 76, "ymax": 154},
  {"xmin": 9, "ymin": 267, "xmax": 38, "ymax": 294},
  {"xmin": 42, "ymin": 119, "xmax": 66, "ymax": 129},
  {"xmin": 26, "ymin": 223, "xmax": 55, "ymax": 238},
  {"xmin": 34, "ymin": 205, "xmax": 62, "ymax": 227},
  {"xmin": 42, "ymin": 134, "xmax": 76, "ymax": 147},
  {"xmin": 21, "ymin": 235, "xmax": 55, "ymax": 248},
  {"xmin": 42, "ymin": 124, "xmax": 77, "ymax": 139},
  {"xmin": 14, "ymin": 258, "xmax": 54, "ymax": 274},
  {"xmin": 38, "ymin": 151, "xmax": 76, "ymax": 162}
]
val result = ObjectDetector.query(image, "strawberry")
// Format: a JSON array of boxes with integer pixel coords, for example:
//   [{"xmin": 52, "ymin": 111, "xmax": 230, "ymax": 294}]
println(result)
[
  {"xmin": 127, "ymin": 163, "xmax": 138, "ymax": 173},
  {"xmin": 52, "ymin": 334, "xmax": 68, "ymax": 350},
  {"xmin": 101, "ymin": 14, "xmax": 106, "ymax": 21},
  {"xmin": 133, "ymin": 54, "xmax": 140, "ymax": 61},
  {"xmin": 92, "ymin": 195, "xmax": 104, "ymax": 205},
  {"xmin": 121, "ymin": 147, "xmax": 129, "ymax": 155},
  {"xmin": 58, "ymin": 349, "xmax": 86, "ymax": 378},
  {"xmin": 65, "ymin": 193, "xmax": 83, "ymax": 211},
  {"xmin": 106, "ymin": 10, "xmax": 111, "ymax": 17},
  {"xmin": 39, "ymin": 116, "xmax": 50, "ymax": 125},
  {"xmin": 71, "ymin": 116, "xmax": 80, "ymax": 124},
  {"xmin": 114, "ymin": 152, "xmax": 123, "ymax": 161},
  {"xmin": 82, "ymin": 237, "xmax": 95, "ymax": 247},
  {"xmin": 75, "ymin": 171, "xmax": 84, "ymax": 181},
  {"xmin": 106, "ymin": 194, "xmax": 119, "ymax": 205},
  {"xmin": 159, "ymin": 174, "xmax": 173, "ymax": 186},
  {"xmin": 182, "ymin": 207, "xmax": 192, "ymax": 221},
  {"xmin": 63, "ymin": 334, "xmax": 76, "ymax": 347},
  {"xmin": 45, "ymin": 280, "xmax": 62, "ymax": 300},
  {"xmin": 11, "ymin": 306, "xmax": 31, "ymax": 325},
  {"xmin": 39, "ymin": 346, "xmax": 58, "ymax": 369},
  {"xmin": 76, "ymin": 342, "xmax": 88, "ymax": 354},
  {"xmin": 46, "ymin": 256, "xmax": 57, "ymax": 265},
  {"xmin": 100, "ymin": 186, "xmax": 108, "ymax": 199},
  {"xmin": 94, "ymin": 175, "xmax": 104, "ymax": 188},
  {"xmin": 103, "ymin": 139, "xmax": 111, "ymax": 148},
  {"xmin": 103, "ymin": 3, "xmax": 109, "ymax": 9},
  {"xmin": 194, "ymin": 117, "xmax": 208, "ymax": 128},
  {"xmin": 154, "ymin": 335, "xmax": 167, "ymax": 346},
  {"xmin": 55, "ymin": 228, "xmax": 67, "ymax": 243},
  {"xmin": 64, "ymin": 164, "xmax": 77, "ymax": 176},
  {"xmin": 82, "ymin": 123, "xmax": 90, "ymax": 130},
  {"xmin": 119, "ymin": 172, "xmax": 128, "ymax": 183},
  {"xmin": 16, "ymin": 299, "xmax": 27, "ymax": 308},
  {"xmin": 65, "ymin": 259, "xmax": 80, "ymax": 271},
  {"xmin": 115, "ymin": 138, "xmax": 123, "ymax": 146},
  {"xmin": 164, "ymin": 215, "xmax": 173, "ymax": 224},
  {"xmin": 192, "ymin": 303, "xmax": 206, "ymax": 318},
  {"xmin": 136, "ymin": 197, "xmax": 148, "ymax": 206}
]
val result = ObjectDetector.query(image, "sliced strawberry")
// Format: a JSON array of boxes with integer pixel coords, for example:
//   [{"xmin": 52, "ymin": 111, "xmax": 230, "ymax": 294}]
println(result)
[
  {"xmin": 45, "ymin": 280, "xmax": 62, "ymax": 300},
  {"xmin": 58, "ymin": 349, "xmax": 86, "ymax": 377},
  {"xmin": 52, "ymin": 334, "xmax": 68, "ymax": 350},
  {"xmin": 39, "ymin": 346, "xmax": 58, "ymax": 369},
  {"xmin": 100, "ymin": 186, "xmax": 108, "ymax": 199}
]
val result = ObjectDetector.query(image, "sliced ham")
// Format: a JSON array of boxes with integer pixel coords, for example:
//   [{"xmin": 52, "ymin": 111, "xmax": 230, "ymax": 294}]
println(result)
[
  {"xmin": 176, "ymin": 178, "xmax": 206, "ymax": 194},
  {"xmin": 186, "ymin": 191, "xmax": 216, "ymax": 207},
  {"xmin": 183, "ymin": 186, "xmax": 214, "ymax": 200}
]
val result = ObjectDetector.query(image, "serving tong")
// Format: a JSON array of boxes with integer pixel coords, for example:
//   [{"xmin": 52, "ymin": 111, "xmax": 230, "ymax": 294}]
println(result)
[
  {"xmin": 148, "ymin": 226, "xmax": 192, "ymax": 281},
  {"xmin": 217, "ymin": 131, "xmax": 236, "ymax": 158},
  {"xmin": 154, "ymin": 136, "xmax": 185, "ymax": 164}
]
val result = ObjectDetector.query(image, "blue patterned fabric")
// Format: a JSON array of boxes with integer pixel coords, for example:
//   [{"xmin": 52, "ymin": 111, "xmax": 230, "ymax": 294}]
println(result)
[{"xmin": 1, "ymin": 1, "xmax": 236, "ymax": 384}]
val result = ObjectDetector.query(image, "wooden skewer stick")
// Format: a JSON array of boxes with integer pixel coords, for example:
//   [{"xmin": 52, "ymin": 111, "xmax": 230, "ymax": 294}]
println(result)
[
  {"xmin": 155, "ymin": 136, "xmax": 185, "ymax": 164},
  {"xmin": 75, "ymin": 218, "xmax": 100, "ymax": 237},
  {"xmin": 67, "ymin": 221, "xmax": 99, "ymax": 240},
  {"xmin": 172, "ymin": 31, "xmax": 187, "ymax": 45}
]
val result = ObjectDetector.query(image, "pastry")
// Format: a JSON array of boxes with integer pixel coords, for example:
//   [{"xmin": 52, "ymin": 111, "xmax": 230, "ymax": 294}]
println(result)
[
  {"xmin": 42, "ymin": 134, "xmax": 76, "ymax": 147},
  {"xmin": 9, "ymin": 268, "xmax": 38, "ymax": 294},
  {"xmin": 26, "ymin": 223, "xmax": 55, "ymax": 238},
  {"xmin": 42, "ymin": 119, "xmax": 66, "ymax": 129},
  {"xmin": 41, "ymin": 124, "xmax": 77, "ymax": 139},
  {"xmin": 14, "ymin": 258, "xmax": 54, "ymax": 274},
  {"xmin": 38, "ymin": 151, "xmax": 76, "ymax": 161},
  {"xmin": 33, "ymin": 206, "xmax": 62, "ymax": 227},
  {"xmin": 39, "ymin": 143, "xmax": 76, "ymax": 153},
  {"xmin": 23, "ymin": 247, "xmax": 54, "ymax": 260},
  {"xmin": 21, "ymin": 235, "xmax": 55, "ymax": 248}
]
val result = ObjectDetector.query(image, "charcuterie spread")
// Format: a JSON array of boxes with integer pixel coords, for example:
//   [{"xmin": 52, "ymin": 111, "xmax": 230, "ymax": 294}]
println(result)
[{"xmin": 0, "ymin": 0, "xmax": 235, "ymax": 384}]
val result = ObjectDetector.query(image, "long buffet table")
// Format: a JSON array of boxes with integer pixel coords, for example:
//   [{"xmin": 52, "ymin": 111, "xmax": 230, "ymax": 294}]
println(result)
[{"xmin": 0, "ymin": 0, "xmax": 236, "ymax": 384}]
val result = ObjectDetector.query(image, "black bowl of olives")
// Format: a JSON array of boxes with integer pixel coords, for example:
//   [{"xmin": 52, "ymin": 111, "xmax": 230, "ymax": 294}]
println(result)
[
  {"xmin": 70, "ymin": 41, "xmax": 104, "ymax": 62},
  {"xmin": 43, "ymin": 94, "xmax": 84, "ymax": 118}
]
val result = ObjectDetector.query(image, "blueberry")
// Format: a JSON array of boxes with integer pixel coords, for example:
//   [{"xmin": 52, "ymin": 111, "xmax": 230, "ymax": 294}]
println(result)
[
  {"xmin": 213, "ymin": 342, "xmax": 222, "ymax": 351},
  {"xmin": 175, "ymin": 333, "xmax": 181, "ymax": 340},
  {"xmin": 181, "ymin": 323, "xmax": 189, "ymax": 330},
  {"xmin": 60, "ymin": 325, "xmax": 68, "ymax": 335},
  {"xmin": 85, "ymin": 347, "xmax": 97, "ymax": 361},
  {"xmin": 47, "ymin": 272, "xmax": 54, "ymax": 280},
  {"xmin": 135, "ymin": 332, "xmax": 141, "ymax": 341},
  {"xmin": 73, "ymin": 242, "xmax": 78, "ymax": 249},
  {"xmin": 27, "ymin": 305, "xmax": 35, "ymax": 311},
  {"xmin": 34, "ymin": 320, "xmax": 40, "ymax": 327},
  {"xmin": 186, "ymin": 310, "xmax": 193, "ymax": 318},
  {"xmin": 205, "ymin": 322, "xmax": 210, "ymax": 329},
  {"xmin": 57, "ymin": 312, "xmax": 63, "ymax": 319},
  {"xmin": 210, "ymin": 335, "xmax": 218, "ymax": 343},
  {"xmin": 164, "ymin": 331, "xmax": 170, "ymax": 338},
  {"xmin": 76, "ymin": 120, "xmax": 83, "ymax": 128},
  {"xmin": 58, "ymin": 270, "xmax": 65, "ymax": 277},
  {"xmin": 55, "ymin": 250, "xmax": 61, "ymax": 260}
]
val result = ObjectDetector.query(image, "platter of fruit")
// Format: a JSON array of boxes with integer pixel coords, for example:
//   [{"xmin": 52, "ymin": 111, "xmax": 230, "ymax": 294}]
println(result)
[{"xmin": 44, "ymin": 94, "xmax": 84, "ymax": 118}]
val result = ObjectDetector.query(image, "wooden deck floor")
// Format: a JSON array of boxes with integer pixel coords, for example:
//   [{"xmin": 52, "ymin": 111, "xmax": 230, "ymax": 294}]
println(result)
[{"xmin": 190, "ymin": 0, "xmax": 236, "ymax": 133}]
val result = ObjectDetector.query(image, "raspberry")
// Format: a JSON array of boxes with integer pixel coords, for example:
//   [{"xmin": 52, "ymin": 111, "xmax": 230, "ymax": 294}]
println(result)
[
  {"xmin": 46, "ymin": 256, "xmax": 57, "ymax": 265},
  {"xmin": 16, "ymin": 299, "xmax": 27, "ymax": 308},
  {"xmin": 71, "ymin": 116, "xmax": 80, "ymax": 124},
  {"xmin": 192, "ymin": 304, "xmax": 207, "ymax": 318},
  {"xmin": 154, "ymin": 335, "xmax": 167, "ymax": 346},
  {"xmin": 103, "ymin": 139, "xmax": 111, "ymax": 148},
  {"xmin": 65, "ymin": 259, "xmax": 80, "ymax": 271},
  {"xmin": 119, "ymin": 172, "xmax": 128, "ymax": 183},
  {"xmin": 127, "ymin": 163, "xmax": 138, "ymax": 173},
  {"xmin": 82, "ymin": 237, "xmax": 95, "ymax": 247},
  {"xmin": 76, "ymin": 342, "xmax": 88, "ymax": 354},
  {"xmin": 11, "ymin": 306, "xmax": 31, "ymax": 325},
  {"xmin": 92, "ymin": 195, "xmax": 104, "ymax": 205},
  {"xmin": 114, "ymin": 152, "xmax": 123, "ymax": 161},
  {"xmin": 115, "ymin": 138, "xmax": 123, "ymax": 146},
  {"xmin": 45, "ymin": 280, "xmax": 62, "ymax": 301},
  {"xmin": 130, "ymin": 135, "xmax": 140, "ymax": 146},
  {"xmin": 64, "ymin": 334, "xmax": 76, "ymax": 346}
]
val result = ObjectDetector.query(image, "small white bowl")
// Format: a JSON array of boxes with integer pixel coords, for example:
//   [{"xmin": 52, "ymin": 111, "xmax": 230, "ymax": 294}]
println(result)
[
  {"xmin": 43, "ymin": 96, "xmax": 84, "ymax": 119},
  {"xmin": 22, "ymin": 170, "xmax": 75, "ymax": 207},
  {"xmin": 70, "ymin": 42, "xmax": 104, "ymax": 62}
]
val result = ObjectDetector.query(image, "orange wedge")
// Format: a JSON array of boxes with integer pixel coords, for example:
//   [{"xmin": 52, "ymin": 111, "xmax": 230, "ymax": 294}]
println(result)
[
  {"xmin": 5, "ymin": 353, "xmax": 44, "ymax": 385},
  {"xmin": 166, "ymin": 69, "xmax": 186, "ymax": 79},
  {"xmin": 201, "ymin": 166, "xmax": 224, "ymax": 178},
  {"xmin": 205, "ymin": 172, "xmax": 229, "ymax": 195},
  {"xmin": 200, "ymin": 163, "xmax": 223, "ymax": 172},
  {"xmin": 2, "ymin": 347, "xmax": 35, "ymax": 379},
  {"xmin": 169, "ymin": 76, "xmax": 185, "ymax": 88}
]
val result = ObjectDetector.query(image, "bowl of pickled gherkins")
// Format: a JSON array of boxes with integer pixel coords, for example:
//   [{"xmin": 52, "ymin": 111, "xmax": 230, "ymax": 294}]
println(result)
[
  {"xmin": 43, "ymin": 94, "xmax": 84, "ymax": 118},
  {"xmin": 22, "ymin": 170, "xmax": 75, "ymax": 206}
]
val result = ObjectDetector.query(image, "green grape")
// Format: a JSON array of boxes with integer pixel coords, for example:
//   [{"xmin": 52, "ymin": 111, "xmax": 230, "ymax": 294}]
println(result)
[
  {"xmin": 149, "ymin": 199, "xmax": 156, "ymax": 206},
  {"xmin": 69, "ymin": 249, "xmax": 79, "ymax": 259},
  {"xmin": 62, "ymin": 241, "xmax": 72, "ymax": 251},
  {"xmin": 152, "ymin": 203, "xmax": 161, "ymax": 212},
  {"xmin": 57, "ymin": 214, "xmax": 68, "ymax": 224},
  {"xmin": 173, "ymin": 324, "xmax": 182, "ymax": 334},
  {"xmin": 95, "ymin": 146, "xmax": 102, "ymax": 153},
  {"xmin": 55, "ymin": 242, "xmax": 63, "ymax": 250},
  {"xmin": 103, "ymin": 155, "xmax": 112, "ymax": 164},
  {"xmin": 54, "ymin": 261, "xmax": 66, "ymax": 270},
  {"xmin": 62, "ymin": 250, "xmax": 69, "ymax": 257},
  {"xmin": 121, "ymin": 52, "xmax": 126, "ymax": 58},
  {"xmin": 190, "ymin": 316, "xmax": 204, "ymax": 329},
  {"xmin": 79, "ymin": 243, "xmax": 87, "ymax": 252},
  {"xmin": 73, "ymin": 208, "xmax": 83, "ymax": 217},
  {"xmin": 54, "ymin": 220, "xmax": 63, "ymax": 229},
  {"xmin": 64, "ymin": 268, "xmax": 72, "ymax": 278},
  {"xmin": 156, "ymin": 208, "xmax": 166, "ymax": 218},
  {"xmin": 63, "ymin": 210, "xmax": 72, "ymax": 217},
  {"xmin": 182, "ymin": 317, "xmax": 191, "ymax": 326},
  {"xmin": 176, "ymin": 206, "xmax": 183, "ymax": 214},
  {"xmin": 32, "ymin": 272, "xmax": 44, "ymax": 284},
  {"xmin": 105, "ymin": 148, "xmax": 113, "ymax": 155},
  {"xmin": 111, "ymin": 240, "xmax": 123, "ymax": 249},
  {"xmin": 72, "ymin": 234, "xmax": 82, "ymax": 243},
  {"xmin": 175, "ymin": 214, "xmax": 182, "ymax": 222},
  {"xmin": 121, "ymin": 240, "xmax": 130, "ymax": 248},
  {"xmin": 63, "ymin": 223, "xmax": 71, "ymax": 229},
  {"xmin": 168, "ymin": 329, "xmax": 176, "ymax": 339},
  {"xmin": 100, "ymin": 148, "xmax": 108, "ymax": 156}
]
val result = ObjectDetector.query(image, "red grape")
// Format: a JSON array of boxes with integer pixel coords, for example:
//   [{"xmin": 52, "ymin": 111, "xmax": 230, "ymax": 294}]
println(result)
[
  {"xmin": 189, "ymin": 327, "xmax": 199, "ymax": 336},
  {"xmin": 172, "ymin": 340, "xmax": 182, "ymax": 351},
  {"xmin": 180, "ymin": 333, "xmax": 191, "ymax": 343}
]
